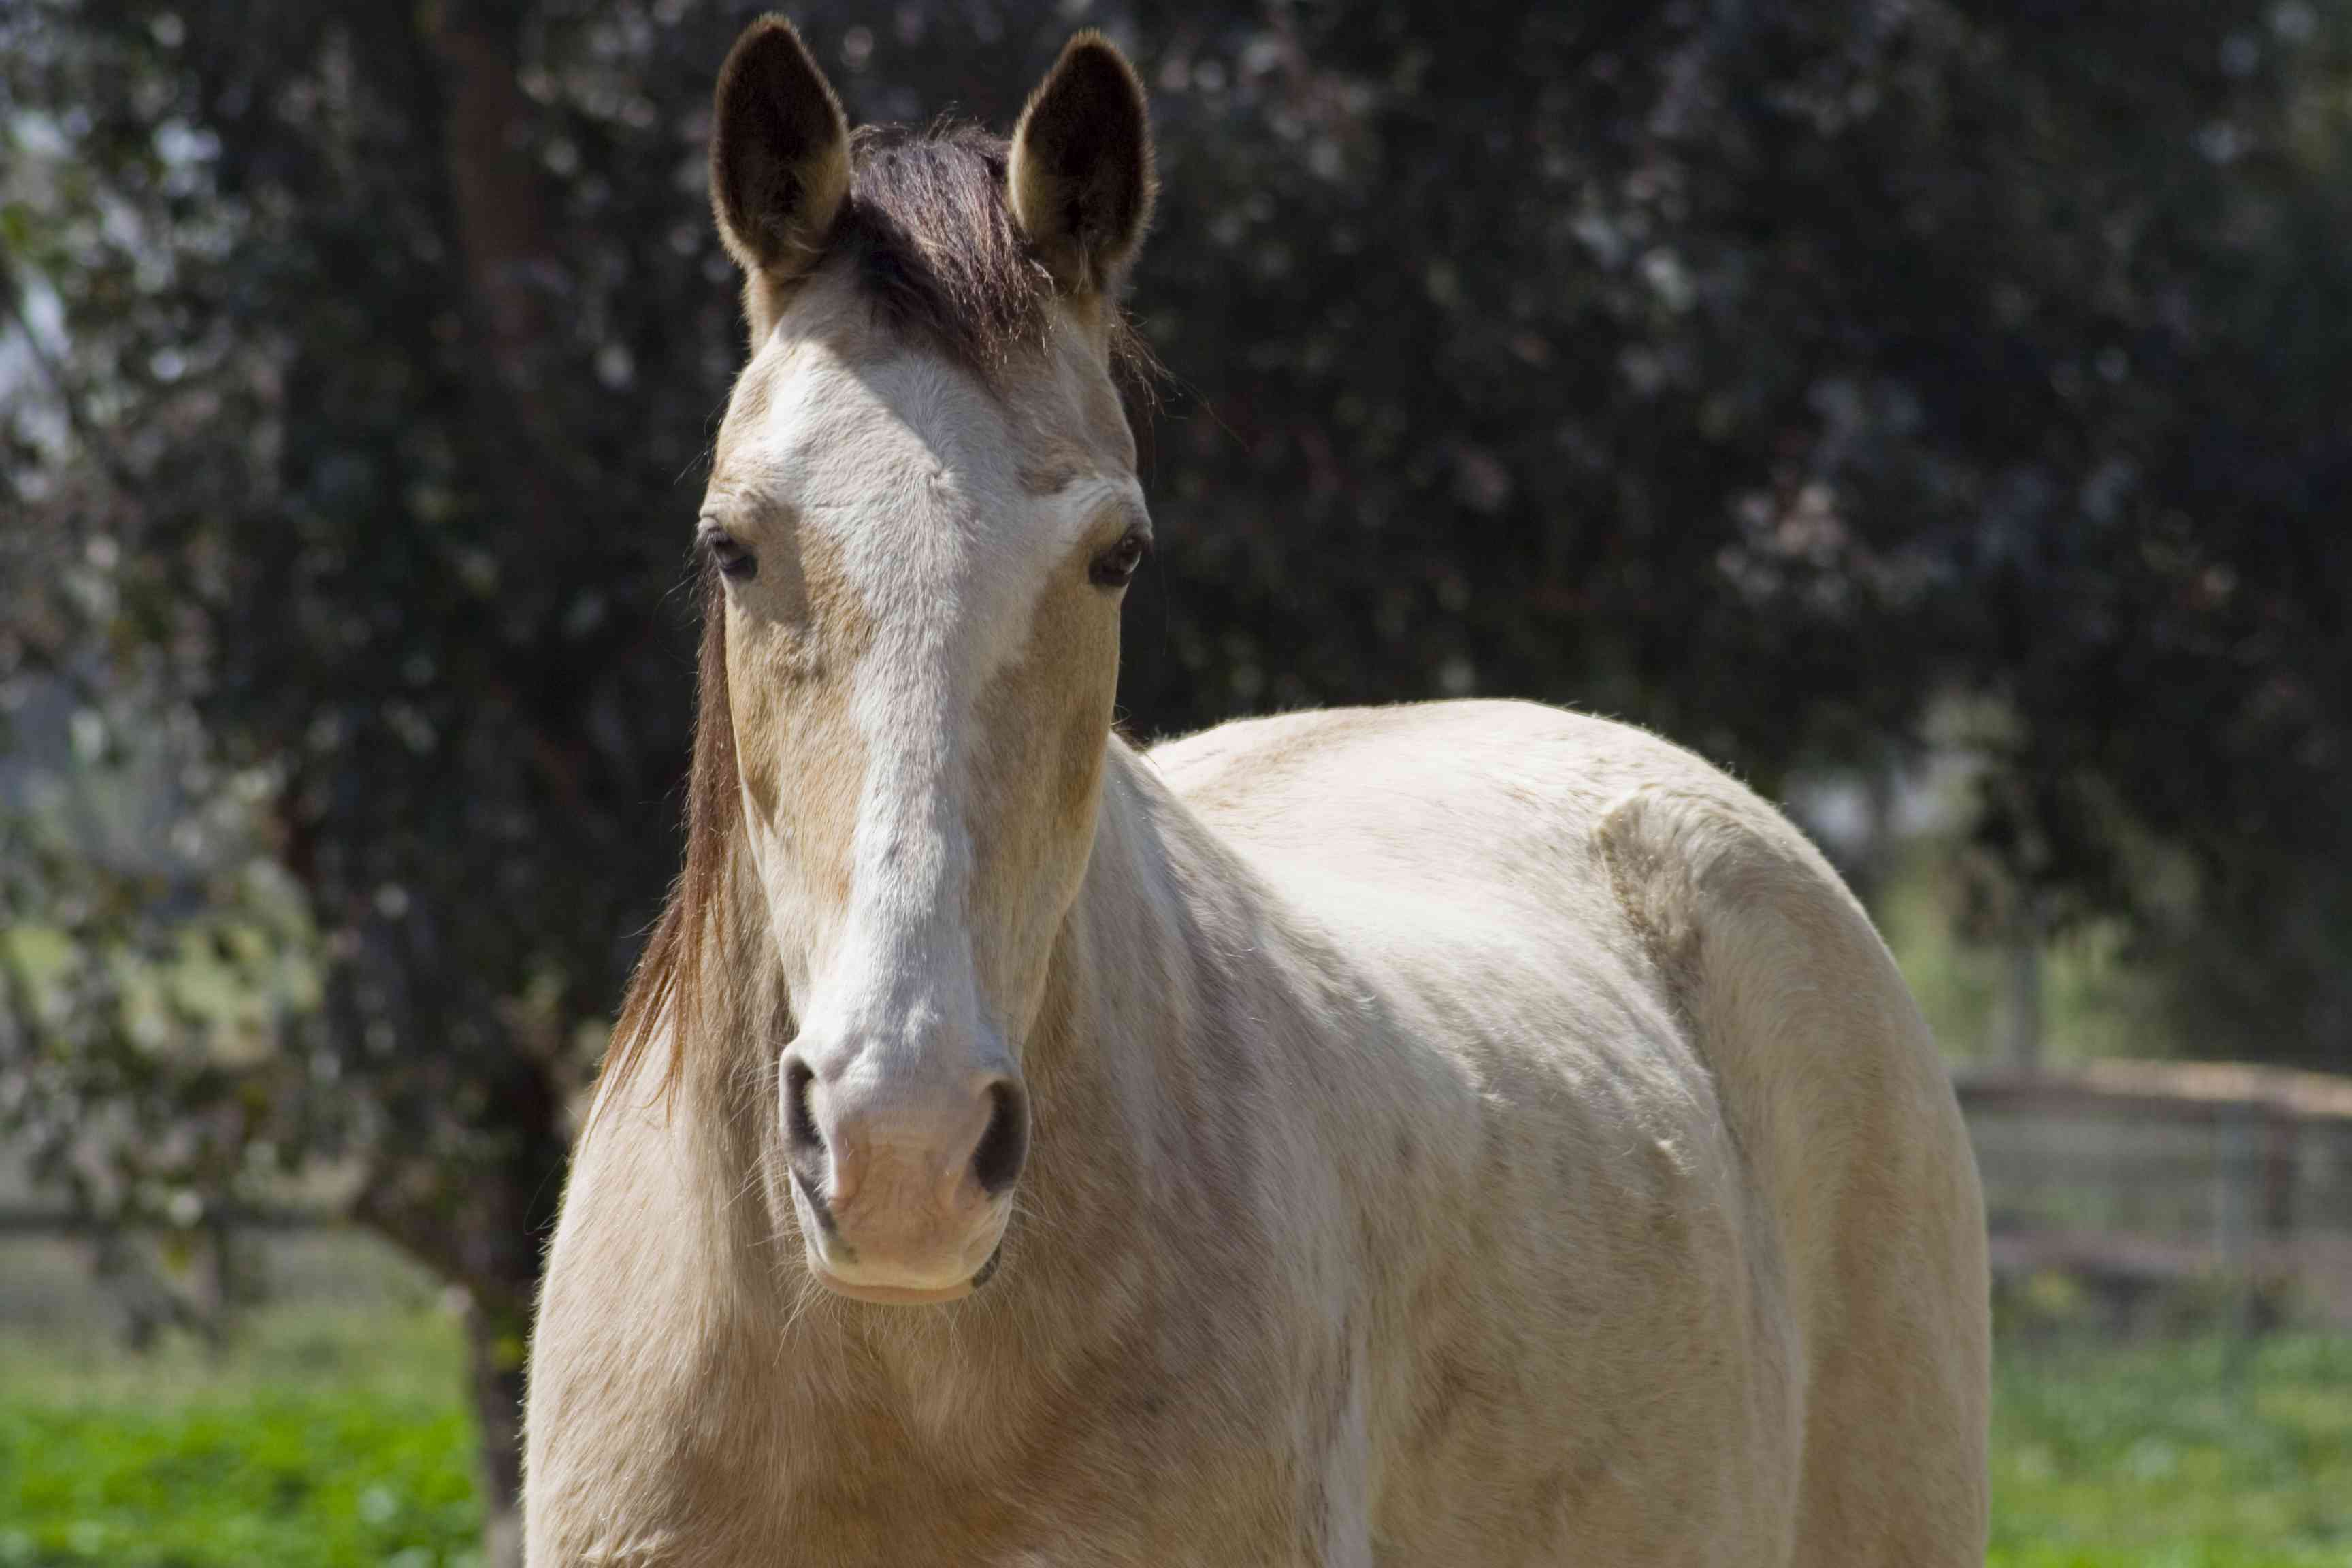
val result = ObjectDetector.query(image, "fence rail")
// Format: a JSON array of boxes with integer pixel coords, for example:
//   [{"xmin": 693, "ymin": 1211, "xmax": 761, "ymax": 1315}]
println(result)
[
  {"xmin": 6, "ymin": 1059, "xmax": 2351, "ymax": 1331},
  {"xmin": 1956, "ymin": 1060, "xmax": 2352, "ymax": 1328}
]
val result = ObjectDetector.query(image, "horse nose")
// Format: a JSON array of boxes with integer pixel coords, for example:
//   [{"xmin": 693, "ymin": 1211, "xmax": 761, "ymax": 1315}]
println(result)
[
  {"xmin": 967, "ymin": 1079, "xmax": 1030, "ymax": 1194},
  {"xmin": 782, "ymin": 1058, "xmax": 1028, "ymax": 1203},
  {"xmin": 781, "ymin": 1049, "xmax": 1027, "ymax": 1292}
]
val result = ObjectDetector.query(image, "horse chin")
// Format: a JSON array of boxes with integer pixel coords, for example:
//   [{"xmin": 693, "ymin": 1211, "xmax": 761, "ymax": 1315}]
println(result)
[
  {"xmin": 811, "ymin": 1271, "xmax": 975, "ymax": 1306},
  {"xmin": 806, "ymin": 1241, "xmax": 1004, "ymax": 1307}
]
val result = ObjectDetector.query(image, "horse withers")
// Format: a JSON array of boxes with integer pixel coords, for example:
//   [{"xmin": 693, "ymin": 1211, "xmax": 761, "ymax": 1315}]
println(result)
[{"xmin": 523, "ymin": 18, "xmax": 1989, "ymax": 1565}]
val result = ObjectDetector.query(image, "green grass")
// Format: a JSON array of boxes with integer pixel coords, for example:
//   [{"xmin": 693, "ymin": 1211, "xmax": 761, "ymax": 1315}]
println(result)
[
  {"xmin": 0, "ymin": 1306, "xmax": 480, "ymax": 1568},
  {"xmin": 1989, "ymin": 1333, "xmax": 2352, "ymax": 1567},
  {"xmin": 1, "ymin": 1304, "xmax": 2348, "ymax": 1565}
]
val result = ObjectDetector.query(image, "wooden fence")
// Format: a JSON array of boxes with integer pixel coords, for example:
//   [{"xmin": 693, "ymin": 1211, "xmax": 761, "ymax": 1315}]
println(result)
[
  {"xmin": 1956, "ymin": 1060, "xmax": 2352, "ymax": 1328},
  {"xmin": 7, "ymin": 1058, "xmax": 2352, "ymax": 1333}
]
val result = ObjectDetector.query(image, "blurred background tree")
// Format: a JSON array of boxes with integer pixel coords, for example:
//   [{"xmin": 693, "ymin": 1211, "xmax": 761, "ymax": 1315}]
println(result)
[{"xmin": 4, "ymin": 0, "xmax": 2349, "ymax": 1556}]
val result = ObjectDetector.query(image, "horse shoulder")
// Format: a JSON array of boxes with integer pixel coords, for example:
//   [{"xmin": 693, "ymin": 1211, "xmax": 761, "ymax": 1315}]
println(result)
[{"xmin": 525, "ymin": 1085, "xmax": 787, "ymax": 1567}]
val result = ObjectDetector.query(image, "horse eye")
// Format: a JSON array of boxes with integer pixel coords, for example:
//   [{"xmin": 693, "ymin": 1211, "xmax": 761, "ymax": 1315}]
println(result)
[
  {"xmin": 699, "ymin": 521, "xmax": 757, "ymax": 582},
  {"xmin": 1089, "ymin": 529, "xmax": 1150, "ymax": 589}
]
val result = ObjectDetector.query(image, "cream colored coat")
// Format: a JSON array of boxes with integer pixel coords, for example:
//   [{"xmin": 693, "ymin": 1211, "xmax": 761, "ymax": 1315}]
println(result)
[
  {"xmin": 524, "ymin": 20, "xmax": 1987, "ymax": 1566},
  {"xmin": 528, "ymin": 703, "xmax": 1988, "ymax": 1565}
]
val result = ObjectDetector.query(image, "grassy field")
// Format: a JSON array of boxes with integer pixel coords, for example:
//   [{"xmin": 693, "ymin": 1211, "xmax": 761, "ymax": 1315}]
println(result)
[
  {"xmin": 3, "ymin": 1303, "xmax": 2349, "ymax": 1566},
  {"xmin": 0, "ymin": 1306, "xmax": 478, "ymax": 1567},
  {"xmin": 1991, "ymin": 1333, "xmax": 2352, "ymax": 1567}
]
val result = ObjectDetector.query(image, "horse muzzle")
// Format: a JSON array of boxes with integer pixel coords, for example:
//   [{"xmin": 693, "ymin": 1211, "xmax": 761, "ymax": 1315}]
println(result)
[{"xmin": 781, "ymin": 1047, "xmax": 1027, "ymax": 1304}]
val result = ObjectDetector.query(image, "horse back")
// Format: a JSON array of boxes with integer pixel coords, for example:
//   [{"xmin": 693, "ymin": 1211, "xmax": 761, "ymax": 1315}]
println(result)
[{"xmin": 1153, "ymin": 700, "xmax": 1989, "ymax": 1563}]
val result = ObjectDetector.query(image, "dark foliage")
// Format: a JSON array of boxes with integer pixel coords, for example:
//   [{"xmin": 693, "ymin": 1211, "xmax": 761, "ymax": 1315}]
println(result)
[{"xmin": 4, "ymin": 0, "xmax": 2349, "ymax": 1550}]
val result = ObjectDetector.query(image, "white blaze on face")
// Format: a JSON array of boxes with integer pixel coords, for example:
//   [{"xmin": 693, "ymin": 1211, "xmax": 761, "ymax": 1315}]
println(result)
[
  {"xmin": 714, "ymin": 321, "xmax": 1137, "ymax": 1139},
  {"xmin": 752, "ymin": 336, "xmax": 1120, "ymax": 1048}
]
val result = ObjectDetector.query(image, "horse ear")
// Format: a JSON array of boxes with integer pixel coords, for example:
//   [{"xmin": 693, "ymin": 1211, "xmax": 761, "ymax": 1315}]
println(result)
[
  {"xmin": 1009, "ymin": 32, "xmax": 1156, "ymax": 295},
  {"xmin": 710, "ymin": 16, "xmax": 851, "ymax": 282}
]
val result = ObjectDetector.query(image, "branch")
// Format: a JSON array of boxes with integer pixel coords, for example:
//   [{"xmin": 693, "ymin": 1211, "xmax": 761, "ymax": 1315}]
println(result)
[{"xmin": 0, "ymin": 248, "xmax": 138, "ymax": 497}]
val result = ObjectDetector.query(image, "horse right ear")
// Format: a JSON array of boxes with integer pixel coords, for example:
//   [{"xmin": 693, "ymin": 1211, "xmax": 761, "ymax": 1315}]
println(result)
[
  {"xmin": 709, "ymin": 16, "xmax": 851, "ymax": 284},
  {"xmin": 1010, "ymin": 32, "xmax": 1155, "ymax": 295}
]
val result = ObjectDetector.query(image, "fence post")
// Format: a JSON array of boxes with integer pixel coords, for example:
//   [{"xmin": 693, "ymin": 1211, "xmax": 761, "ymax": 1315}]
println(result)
[
  {"xmin": 2214, "ymin": 1108, "xmax": 2259, "ymax": 1357},
  {"xmin": 2255, "ymin": 1105, "xmax": 2298, "ymax": 1334}
]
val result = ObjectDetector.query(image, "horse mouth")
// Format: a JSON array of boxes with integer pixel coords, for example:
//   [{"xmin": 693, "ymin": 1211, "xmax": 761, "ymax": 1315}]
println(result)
[{"xmin": 809, "ymin": 1242, "xmax": 1002, "ymax": 1307}]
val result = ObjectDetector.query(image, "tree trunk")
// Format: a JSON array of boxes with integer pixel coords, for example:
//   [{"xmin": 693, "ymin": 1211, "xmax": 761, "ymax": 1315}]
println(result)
[
  {"xmin": 454, "ymin": 1059, "xmax": 566, "ymax": 1568},
  {"xmin": 357, "ymin": 1043, "xmax": 565, "ymax": 1568},
  {"xmin": 463, "ymin": 1269, "xmax": 534, "ymax": 1568},
  {"xmin": 424, "ymin": 0, "xmax": 579, "ymax": 536},
  {"xmin": 406, "ymin": 12, "xmax": 581, "ymax": 1563}
]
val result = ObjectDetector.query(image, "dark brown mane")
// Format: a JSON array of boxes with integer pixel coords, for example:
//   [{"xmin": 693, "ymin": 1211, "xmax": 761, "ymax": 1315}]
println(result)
[
  {"xmin": 830, "ymin": 122, "xmax": 1152, "ymax": 384},
  {"xmin": 601, "ymin": 564, "xmax": 739, "ymax": 1111},
  {"xmin": 837, "ymin": 123, "xmax": 1052, "ymax": 376}
]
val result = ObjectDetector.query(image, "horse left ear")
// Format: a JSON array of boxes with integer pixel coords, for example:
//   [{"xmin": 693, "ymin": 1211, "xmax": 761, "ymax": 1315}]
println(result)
[
  {"xmin": 1009, "ymin": 32, "xmax": 1156, "ymax": 295},
  {"xmin": 710, "ymin": 16, "xmax": 851, "ymax": 284}
]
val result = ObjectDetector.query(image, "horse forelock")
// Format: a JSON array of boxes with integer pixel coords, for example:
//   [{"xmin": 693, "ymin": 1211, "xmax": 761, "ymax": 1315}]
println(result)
[{"xmin": 741, "ymin": 122, "xmax": 1154, "ymax": 396}]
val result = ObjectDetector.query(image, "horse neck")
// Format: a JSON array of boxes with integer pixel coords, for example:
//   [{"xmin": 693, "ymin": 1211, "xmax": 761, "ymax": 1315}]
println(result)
[
  {"xmin": 1015, "ymin": 736, "xmax": 1276, "ymax": 1249},
  {"xmin": 1017, "ymin": 738, "xmax": 1164, "ymax": 1208}
]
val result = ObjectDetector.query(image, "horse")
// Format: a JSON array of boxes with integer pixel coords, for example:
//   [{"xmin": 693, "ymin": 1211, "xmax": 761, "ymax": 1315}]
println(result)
[{"xmin": 522, "ymin": 18, "xmax": 1989, "ymax": 1565}]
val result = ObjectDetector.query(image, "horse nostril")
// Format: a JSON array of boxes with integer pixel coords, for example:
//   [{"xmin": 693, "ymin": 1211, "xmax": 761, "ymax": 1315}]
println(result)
[
  {"xmin": 970, "ymin": 1080, "xmax": 1029, "ymax": 1195},
  {"xmin": 783, "ymin": 1056, "xmax": 823, "ymax": 1159}
]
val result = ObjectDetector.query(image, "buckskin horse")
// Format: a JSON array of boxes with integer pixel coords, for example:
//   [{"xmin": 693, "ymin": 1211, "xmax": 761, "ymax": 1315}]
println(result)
[{"xmin": 523, "ymin": 18, "xmax": 1989, "ymax": 1565}]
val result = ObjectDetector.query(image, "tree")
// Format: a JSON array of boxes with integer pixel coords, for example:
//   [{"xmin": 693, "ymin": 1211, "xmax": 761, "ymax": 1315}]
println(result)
[{"xmin": 5, "ymin": 0, "xmax": 2349, "ymax": 1557}]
